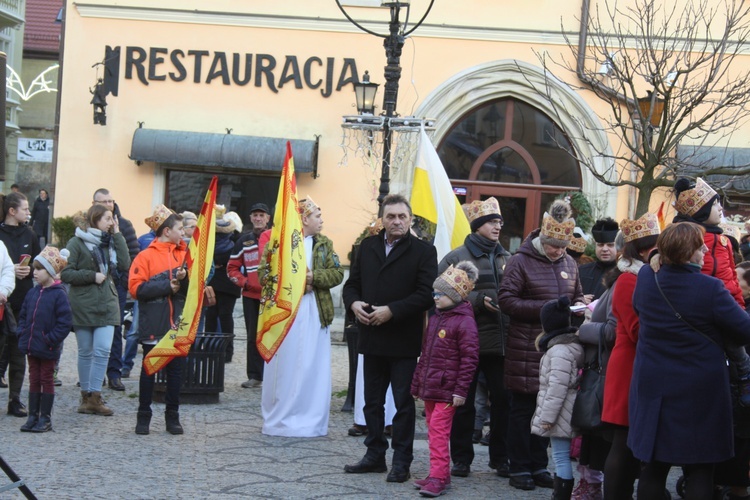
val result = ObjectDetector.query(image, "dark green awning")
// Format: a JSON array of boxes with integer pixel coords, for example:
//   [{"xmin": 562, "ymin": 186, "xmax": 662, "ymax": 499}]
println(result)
[{"xmin": 129, "ymin": 128, "xmax": 318, "ymax": 175}]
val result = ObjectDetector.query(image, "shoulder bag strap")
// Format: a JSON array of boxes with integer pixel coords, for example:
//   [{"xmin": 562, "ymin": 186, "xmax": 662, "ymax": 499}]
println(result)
[{"xmin": 654, "ymin": 273, "xmax": 720, "ymax": 347}]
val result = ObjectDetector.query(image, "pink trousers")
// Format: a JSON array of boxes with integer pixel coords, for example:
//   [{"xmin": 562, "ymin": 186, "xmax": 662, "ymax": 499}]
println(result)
[{"xmin": 424, "ymin": 399, "xmax": 457, "ymax": 480}]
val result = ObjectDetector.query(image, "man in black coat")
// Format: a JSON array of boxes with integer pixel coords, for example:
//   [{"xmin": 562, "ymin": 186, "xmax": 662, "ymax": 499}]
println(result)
[
  {"xmin": 343, "ymin": 194, "xmax": 437, "ymax": 483},
  {"xmin": 92, "ymin": 188, "xmax": 139, "ymax": 392},
  {"xmin": 578, "ymin": 218, "xmax": 619, "ymax": 301}
]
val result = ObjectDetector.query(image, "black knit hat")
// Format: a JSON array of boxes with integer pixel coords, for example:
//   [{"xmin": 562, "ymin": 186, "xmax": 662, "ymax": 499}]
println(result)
[{"xmin": 540, "ymin": 296, "xmax": 572, "ymax": 335}]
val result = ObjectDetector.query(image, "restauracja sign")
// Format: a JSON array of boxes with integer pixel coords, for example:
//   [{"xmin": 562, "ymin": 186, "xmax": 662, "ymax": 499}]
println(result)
[{"xmin": 112, "ymin": 46, "xmax": 361, "ymax": 97}]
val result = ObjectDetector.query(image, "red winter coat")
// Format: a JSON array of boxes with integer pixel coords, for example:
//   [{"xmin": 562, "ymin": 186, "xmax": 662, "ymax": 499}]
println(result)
[
  {"xmin": 411, "ymin": 301, "xmax": 479, "ymax": 403},
  {"xmin": 703, "ymin": 231, "xmax": 744, "ymax": 308},
  {"xmin": 497, "ymin": 229, "xmax": 584, "ymax": 394},
  {"xmin": 601, "ymin": 264, "xmax": 640, "ymax": 426}
]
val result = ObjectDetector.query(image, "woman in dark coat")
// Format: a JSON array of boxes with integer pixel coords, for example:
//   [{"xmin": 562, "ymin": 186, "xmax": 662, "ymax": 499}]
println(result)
[
  {"xmin": 30, "ymin": 189, "xmax": 50, "ymax": 245},
  {"xmin": 629, "ymin": 222, "xmax": 750, "ymax": 499},
  {"xmin": 497, "ymin": 199, "xmax": 585, "ymax": 490}
]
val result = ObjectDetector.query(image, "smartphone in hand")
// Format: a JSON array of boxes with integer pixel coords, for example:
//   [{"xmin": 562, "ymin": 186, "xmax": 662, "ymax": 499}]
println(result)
[{"xmin": 19, "ymin": 254, "xmax": 31, "ymax": 267}]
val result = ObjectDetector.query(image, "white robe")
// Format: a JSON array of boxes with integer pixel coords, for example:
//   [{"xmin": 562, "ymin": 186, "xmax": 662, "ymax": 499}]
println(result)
[
  {"xmin": 261, "ymin": 236, "xmax": 331, "ymax": 437},
  {"xmin": 354, "ymin": 353, "xmax": 396, "ymax": 427}
]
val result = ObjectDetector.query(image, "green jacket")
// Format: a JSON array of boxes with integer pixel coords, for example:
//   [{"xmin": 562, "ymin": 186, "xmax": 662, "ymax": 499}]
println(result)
[
  {"xmin": 61, "ymin": 233, "xmax": 130, "ymax": 327},
  {"xmin": 311, "ymin": 234, "xmax": 343, "ymax": 326}
]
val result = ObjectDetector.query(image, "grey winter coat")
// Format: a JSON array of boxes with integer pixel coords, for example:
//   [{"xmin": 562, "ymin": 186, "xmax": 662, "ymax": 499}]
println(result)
[
  {"xmin": 577, "ymin": 284, "xmax": 617, "ymax": 369},
  {"xmin": 531, "ymin": 333, "xmax": 584, "ymax": 438}
]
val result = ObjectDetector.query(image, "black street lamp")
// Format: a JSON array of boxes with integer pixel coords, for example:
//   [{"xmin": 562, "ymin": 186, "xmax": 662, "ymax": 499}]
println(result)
[{"xmin": 336, "ymin": 0, "xmax": 435, "ymax": 210}]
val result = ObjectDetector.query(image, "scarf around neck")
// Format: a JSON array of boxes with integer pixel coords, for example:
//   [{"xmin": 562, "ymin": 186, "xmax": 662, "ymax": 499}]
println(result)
[
  {"xmin": 76, "ymin": 227, "xmax": 118, "ymax": 275},
  {"xmin": 467, "ymin": 232, "xmax": 499, "ymax": 255}
]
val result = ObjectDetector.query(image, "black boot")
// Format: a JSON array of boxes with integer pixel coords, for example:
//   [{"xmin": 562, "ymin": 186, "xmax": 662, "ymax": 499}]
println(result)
[
  {"xmin": 30, "ymin": 394, "xmax": 54, "ymax": 433},
  {"xmin": 20, "ymin": 393, "xmax": 40, "ymax": 432},
  {"xmin": 551, "ymin": 476, "xmax": 574, "ymax": 500},
  {"xmin": 165, "ymin": 409, "xmax": 184, "ymax": 435},
  {"xmin": 7, "ymin": 397, "xmax": 27, "ymax": 417},
  {"xmin": 135, "ymin": 410, "xmax": 152, "ymax": 435}
]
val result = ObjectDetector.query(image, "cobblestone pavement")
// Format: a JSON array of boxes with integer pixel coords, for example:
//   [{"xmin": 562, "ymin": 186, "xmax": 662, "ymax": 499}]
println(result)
[{"xmin": 0, "ymin": 315, "xmax": 680, "ymax": 499}]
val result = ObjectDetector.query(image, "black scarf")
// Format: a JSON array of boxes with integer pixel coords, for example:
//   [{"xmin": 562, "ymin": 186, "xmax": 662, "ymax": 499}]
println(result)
[{"xmin": 467, "ymin": 233, "xmax": 499, "ymax": 256}]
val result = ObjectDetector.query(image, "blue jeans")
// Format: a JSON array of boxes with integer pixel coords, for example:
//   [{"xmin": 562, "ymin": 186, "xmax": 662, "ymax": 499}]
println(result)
[
  {"xmin": 75, "ymin": 326, "xmax": 114, "ymax": 392},
  {"xmin": 122, "ymin": 302, "xmax": 139, "ymax": 372},
  {"xmin": 550, "ymin": 437, "xmax": 573, "ymax": 480}
]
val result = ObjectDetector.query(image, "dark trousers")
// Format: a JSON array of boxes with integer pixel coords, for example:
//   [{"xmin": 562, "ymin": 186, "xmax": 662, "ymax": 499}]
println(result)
[
  {"xmin": 507, "ymin": 391, "xmax": 549, "ymax": 476},
  {"xmin": 205, "ymin": 292, "xmax": 238, "ymax": 359},
  {"xmin": 107, "ymin": 282, "xmax": 127, "ymax": 379},
  {"xmin": 639, "ymin": 462, "xmax": 713, "ymax": 500},
  {"xmin": 450, "ymin": 354, "xmax": 510, "ymax": 466},
  {"xmin": 243, "ymin": 297, "xmax": 263, "ymax": 381},
  {"xmin": 27, "ymin": 356, "xmax": 55, "ymax": 394},
  {"xmin": 603, "ymin": 426, "xmax": 640, "ymax": 500},
  {"xmin": 2, "ymin": 333, "xmax": 25, "ymax": 402},
  {"xmin": 363, "ymin": 355, "xmax": 418, "ymax": 466},
  {"xmin": 138, "ymin": 344, "xmax": 184, "ymax": 412}
]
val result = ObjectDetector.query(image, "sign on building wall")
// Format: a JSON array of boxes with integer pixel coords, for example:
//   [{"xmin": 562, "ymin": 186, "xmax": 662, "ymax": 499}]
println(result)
[{"xmin": 18, "ymin": 138, "xmax": 54, "ymax": 162}]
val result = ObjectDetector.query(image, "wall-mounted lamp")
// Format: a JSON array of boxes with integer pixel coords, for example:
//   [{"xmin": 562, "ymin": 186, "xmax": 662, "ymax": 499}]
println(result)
[
  {"xmin": 597, "ymin": 52, "xmax": 616, "ymax": 76},
  {"xmin": 90, "ymin": 78, "xmax": 107, "ymax": 126},
  {"xmin": 637, "ymin": 90, "xmax": 665, "ymax": 128}
]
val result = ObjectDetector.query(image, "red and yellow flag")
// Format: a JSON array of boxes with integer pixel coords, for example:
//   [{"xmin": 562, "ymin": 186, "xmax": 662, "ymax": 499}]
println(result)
[
  {"xmin": 256, "ymin": 142, "xmax": 306, "ymax": 362},
  {"xmin": 656, "ymin": 201, "xmax": 667, "ymax": 230},
  {"xmin": 143, "ymin": 176, "xmax": 218, "ymax": 375}
]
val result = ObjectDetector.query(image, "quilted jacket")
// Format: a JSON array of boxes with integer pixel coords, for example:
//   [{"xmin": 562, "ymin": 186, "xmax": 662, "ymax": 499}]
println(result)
[
  {"xmin": 531, "ymin": 333, "xmax": 584, "ymax": 438},
  {"xmin": 497, "ymin": 229, "xmax": 584, "ymax": 394},
  {"xmin": 411, "ymin": 301, "xmax": 479, "ymax": 403},
  {"xmin": 16, "ymin": 282, "xmax": 72, "ymax": 360}
]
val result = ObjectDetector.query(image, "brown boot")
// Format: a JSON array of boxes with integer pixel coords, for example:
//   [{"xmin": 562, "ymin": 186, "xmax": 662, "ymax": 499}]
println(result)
[
  {"xmin": 77, "ymin": 391, "xmax": 92, "ymax": 414},
  {"xmin": 88, "ymin": 392, "xmax": 113, "ymax": 416}
]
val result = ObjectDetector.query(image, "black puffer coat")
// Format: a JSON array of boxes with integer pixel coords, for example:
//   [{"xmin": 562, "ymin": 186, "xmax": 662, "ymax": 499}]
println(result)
[{"xmin": 497, "ymin": 229, "xmax": 584, "ymax": 394}]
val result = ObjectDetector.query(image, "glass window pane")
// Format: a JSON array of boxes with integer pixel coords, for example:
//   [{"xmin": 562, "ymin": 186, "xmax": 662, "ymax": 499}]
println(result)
[
  {"xmin": 166, "ymin": 170, "xmax": 279, "ymax": 228},
  {"xmin": 512, "ymin": 101, "xmax": 580, "ymax": 187},
  {"xmin": 477, "ymin": 147, "xmax": 533, "ymax": 184}
]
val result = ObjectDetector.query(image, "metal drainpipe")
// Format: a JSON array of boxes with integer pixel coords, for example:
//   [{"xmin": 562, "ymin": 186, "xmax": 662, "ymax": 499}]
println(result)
[{"xmin": 576, "ymin": 0, "xmax": 640, "ymax": 217}]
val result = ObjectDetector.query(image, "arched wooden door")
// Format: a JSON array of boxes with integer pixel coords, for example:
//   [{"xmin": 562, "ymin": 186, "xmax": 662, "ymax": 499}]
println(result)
[{"xmin": 438, "ymin": 98, "xmax": 582, "ymax": 253}]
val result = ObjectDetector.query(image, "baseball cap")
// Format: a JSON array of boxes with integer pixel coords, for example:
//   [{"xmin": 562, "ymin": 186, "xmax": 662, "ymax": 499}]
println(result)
[{"xmin": 249, "ymin": 203, "xmax": 270, "ymax": 214}]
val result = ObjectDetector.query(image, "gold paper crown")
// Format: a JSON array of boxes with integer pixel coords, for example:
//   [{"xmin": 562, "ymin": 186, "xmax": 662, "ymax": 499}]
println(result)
[
  {"xmin": 621, "ymin": 212, "xmax": 660, "ymax": 243},
  {"xmin": 145, "ymin": 204, "xmax": 175, "ymax": 231},
  {"xmin": 541, "ymin": 214, "xmax": 575, "ymax": 243},
  {"xmin": 568, "ymin": 236, "xmax": 588, "ymax": 254},
  {"xmin": 215, "ymin": 204, "xmax": 227, "ymax": 219},
  {"xmin": 298, "ymin": 196, "xmax": 320, "ymax": 218},
  {"xmin": 465, "ymin": 197, "xmax": 501, "ymax": 223},
  {"xmin": 673, "ymin": 178, "xmax": 717, "ymax": 217},
  {"xmin": 719, "ymin": 223, "xmax": 741, "ymax": 240},
  {"xmin": 437, "ymin": 264, "xmax": 476, "ymax": 300}
]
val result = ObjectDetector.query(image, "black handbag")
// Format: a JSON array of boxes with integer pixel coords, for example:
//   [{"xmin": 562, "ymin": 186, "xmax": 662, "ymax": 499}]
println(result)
[{"xmin": 571, "ymin": 324, "xmax": 607, "ymax": 431}]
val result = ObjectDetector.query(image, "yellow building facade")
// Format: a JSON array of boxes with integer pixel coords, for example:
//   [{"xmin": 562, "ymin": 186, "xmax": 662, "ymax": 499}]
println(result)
[{"xmin": 53, "ymin": 0, "xmax": 750, "ymax": 257}]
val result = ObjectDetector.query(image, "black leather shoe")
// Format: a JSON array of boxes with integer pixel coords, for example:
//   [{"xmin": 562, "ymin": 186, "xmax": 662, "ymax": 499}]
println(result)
[
  {"xmin": 344, "ymin": 457, "xmax": 387, "ymax": 474},
  {"xmin": 386, "ymin": 464, "xmax": 410, "ymax": 483},
  {"xmin": 495, "ymin": 462, "xmax": 510, "ymax": 478},
  {"xmin": 347, "ymin": 424, "xmax": 367, "ymax": 437},
  {"xmin": 108, "ymin": 377, "xmax": 125, "ymax": 391},
  {"xmin": 509, "ymin": 475, "xmax": 536, "ymax": 491},
  {"xmin": 450, "ymin": 463, "xmax": 471, "ymax": 477},
  {"xmin": 532, "ymin": 471, "xmax": 554, "ymax": 488},
  {"xmin": 7, "ymin": 399, "xmax": 27, "ymax": 417}
]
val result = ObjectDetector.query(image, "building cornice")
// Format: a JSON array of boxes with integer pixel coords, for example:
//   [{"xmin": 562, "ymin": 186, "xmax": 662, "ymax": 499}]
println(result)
[{"xmin": 72, "ymin": 3, "xmax": 574, "ymax": 45}]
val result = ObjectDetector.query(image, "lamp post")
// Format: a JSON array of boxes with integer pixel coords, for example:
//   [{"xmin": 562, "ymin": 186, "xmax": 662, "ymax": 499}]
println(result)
[{"xmin": 336, "ymin": 0, "xmax": 435, "ymax": 210}]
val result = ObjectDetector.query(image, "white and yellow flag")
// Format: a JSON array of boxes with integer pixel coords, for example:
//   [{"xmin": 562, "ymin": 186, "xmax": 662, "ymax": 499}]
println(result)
[{"xmin": 411, "ymin": 128, "xmax": 471, "ymax": 261}]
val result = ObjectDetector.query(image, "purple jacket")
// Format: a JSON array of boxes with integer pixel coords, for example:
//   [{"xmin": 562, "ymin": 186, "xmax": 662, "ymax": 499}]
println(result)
[
  {"xmin": 411, "ymin": 301, "xmax": 479, "ymax": 403},
  {"xmin": 17, "ymin": 282, "xmax": 73, "ymax": 360}
]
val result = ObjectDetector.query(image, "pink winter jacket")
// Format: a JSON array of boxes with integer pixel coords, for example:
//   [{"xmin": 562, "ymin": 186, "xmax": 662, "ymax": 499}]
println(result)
[{"xmin": 411, "ymin": 301, "xmax": 479, "ymax": 403}]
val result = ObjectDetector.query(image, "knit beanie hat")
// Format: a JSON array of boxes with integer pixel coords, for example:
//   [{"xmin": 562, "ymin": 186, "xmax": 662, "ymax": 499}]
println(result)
[
  {"xmin": 540, "ymin": 296, "xmax": 573, "ymax": 335},
  {"xmin": 35, "ymin": 246, "xmax": 69, "ymax": 277},
  {"xmin": 215, "ymin": 205, "xmax": 237, "ymax": 234},
  {"xmin": 540, "ymin": 199, "xmax": 575, "ymax": 247},
  {"xmin": 433, "ymin": 261, "xmax": 478, "ymax": 303},
  {"xmin": 673, "ymin": 177, "xmax": 719, "ymax": 223},
  {"xmin": 465, "ymin": 197, "xmax": 503, "ymax": 232}
]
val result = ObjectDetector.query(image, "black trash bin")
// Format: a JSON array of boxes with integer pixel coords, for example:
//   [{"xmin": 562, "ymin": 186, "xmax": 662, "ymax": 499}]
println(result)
[{"xmin": 153, "ymin": 332, "xmax": 234, "ymax": 404}]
